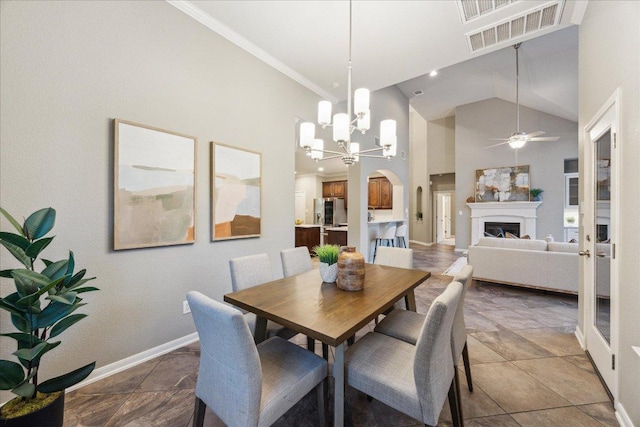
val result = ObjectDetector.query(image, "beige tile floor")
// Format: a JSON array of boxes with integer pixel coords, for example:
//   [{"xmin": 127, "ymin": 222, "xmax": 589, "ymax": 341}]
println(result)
[{"xmin": 63, "ymin": 244, "xmax": 618, "ymax": 426}]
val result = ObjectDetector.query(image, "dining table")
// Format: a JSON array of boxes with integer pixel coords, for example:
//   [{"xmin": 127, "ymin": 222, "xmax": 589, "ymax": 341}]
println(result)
[{"xmin": 224, "ymin": 262, "xmax": 431, "ymax": 426}]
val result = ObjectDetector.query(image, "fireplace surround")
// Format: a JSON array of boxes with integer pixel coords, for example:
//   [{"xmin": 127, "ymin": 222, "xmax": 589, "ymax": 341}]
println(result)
[{"xmin": 467, "ymin": 201, "xmax": 542, "ymax": 245}]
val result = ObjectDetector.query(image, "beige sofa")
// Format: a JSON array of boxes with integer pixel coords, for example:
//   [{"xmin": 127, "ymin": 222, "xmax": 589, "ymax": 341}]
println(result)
[{"xmin": 467, "ymin": 237, "xmax": 579, "ymax": 294}]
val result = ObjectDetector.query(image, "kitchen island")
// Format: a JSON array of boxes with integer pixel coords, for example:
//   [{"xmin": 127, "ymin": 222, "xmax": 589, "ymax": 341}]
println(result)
[
  {"xmin": 325, "ymin": 226, "xmax": 348, "ymax": 246},
  {"xmin": 295, "ymin": 224, "xmax": 321, "ymax": 252}
]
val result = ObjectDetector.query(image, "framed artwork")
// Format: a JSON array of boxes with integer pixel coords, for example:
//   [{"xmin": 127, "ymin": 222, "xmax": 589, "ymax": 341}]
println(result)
[
  {"xmin": 475, "ymin": 164, "xmax": 530, "ymax": 202},
  {"xmin": 114, "ymin": 119, "xmax": 197, "ymax": 250},
  {"xmin": 211, "ymin": 142, "xmax": 262, "ymax": 240}
]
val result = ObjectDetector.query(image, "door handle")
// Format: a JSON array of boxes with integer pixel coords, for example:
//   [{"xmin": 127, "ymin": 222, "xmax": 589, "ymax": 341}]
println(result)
[
  {"xmin": 579, "ymin": 250, "xmax": 591, "ymax": 257},
  {"xmin": 596, "ymin": 252, "xmax": 607, "ymax": 258}
]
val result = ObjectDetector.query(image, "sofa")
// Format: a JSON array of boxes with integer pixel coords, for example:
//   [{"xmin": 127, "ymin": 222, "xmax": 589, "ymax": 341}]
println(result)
[{"xmin": 467, "ymin": 237, "xmax": 579, "ymax": 294}]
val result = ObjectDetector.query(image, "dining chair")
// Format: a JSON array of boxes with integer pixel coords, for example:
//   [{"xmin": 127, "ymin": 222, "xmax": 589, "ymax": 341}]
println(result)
[
  {"xmin": 345, "ymin": 281, "xmax": 464, "ymax": 427},
  {"xmin": 374, "ymin": 246, "xmax": 414, "ymax": 311},
  {"xmin": 373, "ymin": 225, "xmax": 397, "ymax": 262},
  {"xmin": 229, "ymin": 253, "xmax": 297, "ymax": 340},
  {"xmin": 374, "ymin": 265, "xmax": 475, "ymax": 393},
  {"xmin": 187, "ymin": 291, "xmax": 328, "ymax": 427},
  {"xmin": 395, "ymin": 224, "xmax": 408, "ymax": 248},
  {"xmin": 280, "ymin": 247, "xmax": 329, "ymax": 360}
]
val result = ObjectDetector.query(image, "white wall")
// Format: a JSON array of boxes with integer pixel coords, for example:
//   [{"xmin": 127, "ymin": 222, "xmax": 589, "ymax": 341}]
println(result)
[
  {"xmin": 579, "ymin": 2, "xmax": 640, "ymax": 424},
  {"xmin": 427, "ymin": 116, "xmax": 456, "ymax": 175},
  {"xmin": 455, "ymin": 98, "xmax": 578, "ymax": 249},
  {"xmin": 409, "ymin": 108, "xmax": 428, "ymax": 244},
  {"xmin": 294, "ymin": 174, "xmax": 322, "ymax": 224},
  {"xmin": 0, "ymin": 0, "xmax": 320, "ymax": 402}
]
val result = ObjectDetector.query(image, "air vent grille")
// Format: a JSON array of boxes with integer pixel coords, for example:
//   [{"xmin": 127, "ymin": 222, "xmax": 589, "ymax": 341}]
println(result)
[
  {"xmin": 465, "ymin": 1, "xmax": 565, "ymax": 52},
  {"xmin": 457, "ymin": 0, "xmax": 519, "ymax": 23}
]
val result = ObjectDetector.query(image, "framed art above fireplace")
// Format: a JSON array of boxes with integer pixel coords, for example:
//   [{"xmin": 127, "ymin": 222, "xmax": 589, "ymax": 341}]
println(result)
[{"xmin": 475, "ymin": 165, "xmax": 530, "ymax": 202}]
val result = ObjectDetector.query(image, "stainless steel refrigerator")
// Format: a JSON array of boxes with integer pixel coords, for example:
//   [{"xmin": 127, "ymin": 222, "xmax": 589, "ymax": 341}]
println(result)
[{"xmin": 314, "ymin": 198, "xmax": 347, "ymax": 227}]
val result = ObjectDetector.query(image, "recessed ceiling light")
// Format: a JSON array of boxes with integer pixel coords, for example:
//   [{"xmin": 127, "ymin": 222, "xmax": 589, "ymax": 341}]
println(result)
[
  {"xmin": 318, "ymin": 167, "xmax": 324, "ymax": 172},
  {"xmin": 429, "ymin": 70, "xmax": 438, "ymax": 77}
]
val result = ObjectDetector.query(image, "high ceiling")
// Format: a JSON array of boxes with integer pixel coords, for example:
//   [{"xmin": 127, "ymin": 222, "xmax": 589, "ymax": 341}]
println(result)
[{"xmin": 172, "ymin": 0, "xmax": 584, "ymax": 174}]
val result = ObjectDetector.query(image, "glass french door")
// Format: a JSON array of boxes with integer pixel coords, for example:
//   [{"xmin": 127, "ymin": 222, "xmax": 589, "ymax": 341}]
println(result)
[{"xmin": 583, "ymin": 92, "xmax": 618, "ymax": 398}]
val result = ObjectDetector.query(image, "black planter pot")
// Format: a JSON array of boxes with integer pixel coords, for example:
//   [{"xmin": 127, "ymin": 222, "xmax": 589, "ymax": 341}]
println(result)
[{"xmin": 0, "ymin": 392, "xmax": 65, "ymax": 427}]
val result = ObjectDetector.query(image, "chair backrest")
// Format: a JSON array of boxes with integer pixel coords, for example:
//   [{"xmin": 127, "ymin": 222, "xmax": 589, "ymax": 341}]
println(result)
[
  {"xmin": 280, "ymin": 247, "xmax": 313, "ymax": 277},
  {"xmin": 451, "ymin": 265, "xmax": 473, "ymax": 358},
  {"xmin": 186, "ymin": 291, "xmax": 262, "ymax": 426},
  {"xmin": 374, "ymin": 246, "xmax": 413, "ymax": 269},
  {"xmin": 395, "ymin": 224, "xmax": 407, "ymax": 238},
  {"xmin": 413, "ymin": 281, "xmax": 463, "ymax": 426},
  {"xmin": 380, "ymin": 225, "xmax": 397, "ymax": 240},
  {"xmin": 229, "ymin": 253, "xmax": 273, "ymax": 291}
]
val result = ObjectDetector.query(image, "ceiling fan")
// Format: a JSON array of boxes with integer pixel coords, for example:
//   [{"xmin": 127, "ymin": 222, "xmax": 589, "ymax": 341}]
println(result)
[{"xmin": 485, "ymin": 43, "xmax": 559, "ymax": 150}]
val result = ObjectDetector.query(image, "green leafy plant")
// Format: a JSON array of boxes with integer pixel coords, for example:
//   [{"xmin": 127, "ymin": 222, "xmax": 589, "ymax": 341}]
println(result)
[
  {"xmin": 566, "ymin": 216, "xmax": 576, "ymax": 223},
  {"xmin": 415, "ymin": 212, "xmax": 423, "ymax": 220},
  {"xmin": 313, "ymin": 244, "xmax": 340, "ymax": 265},
  {"xmin": 529, "ymin": 188, "xmax": 544, "ymax": 198},
  {"xmin": 0, "ymin": 207, "xmax": 98, "ymax": 417}
]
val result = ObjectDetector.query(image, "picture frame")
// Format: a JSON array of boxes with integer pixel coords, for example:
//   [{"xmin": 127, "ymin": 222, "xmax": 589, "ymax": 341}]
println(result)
[
  {"xmin": 475, "ymin": 164, "xmax": 530, "ymax": 202},
  {"xmin": 211, "ymin": 142, "xmax": 262, "ymax": 240},
  {"xmin": 114, "ymin": 119, "xmax": 197, "ymax": 250}
]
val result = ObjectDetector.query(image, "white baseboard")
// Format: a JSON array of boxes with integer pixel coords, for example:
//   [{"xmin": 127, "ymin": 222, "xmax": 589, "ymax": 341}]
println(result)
[
  {"xmin": 454, "ymin": 247, "xmax": 468, "ymax": 253},
  {"xmin": 574, "ymin": 326, "xmax": 586, "ymax": 349},
  {"xmin": 615, "ymin": 401, "xmax": 635, "ymax": 427},
  {"xmin": 66, "ymin": 332, "xmax": 200, "ymax": 393}
]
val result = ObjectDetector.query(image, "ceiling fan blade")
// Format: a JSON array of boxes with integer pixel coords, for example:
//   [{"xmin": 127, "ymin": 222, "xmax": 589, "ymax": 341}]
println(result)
[
  {"xmin": 489, "ymin": 138, "xmax": 510, "ymax": 141},
  {"xmin": 483, "ymin": 141, "xmax": 511, "ymax": 149},
  {"xmin": 524, "ymin": 131, "xmax": 545, "ymax": 138},
  {"xmin": 528, "ymin": 136, "xmax": 560, "ymax": 141}
]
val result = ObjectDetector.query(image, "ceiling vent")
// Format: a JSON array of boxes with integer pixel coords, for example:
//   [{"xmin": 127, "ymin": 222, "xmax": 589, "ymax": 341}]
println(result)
[
  {"xmin": 465, "ymin": 1, "xmax": 565, "ymax": 52},
  {"xmin": 457, "ymin": 0, "xmax": 520, "ymax": 23},
  {"xmin": 413, "ymin": 90, "xmax": 424, "ymax": 96}
]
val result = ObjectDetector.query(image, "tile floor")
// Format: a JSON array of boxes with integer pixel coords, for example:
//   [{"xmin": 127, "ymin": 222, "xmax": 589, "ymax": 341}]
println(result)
[{"xmin": 63, "ymin": 244, "xmax": 618, "ymax": 426}]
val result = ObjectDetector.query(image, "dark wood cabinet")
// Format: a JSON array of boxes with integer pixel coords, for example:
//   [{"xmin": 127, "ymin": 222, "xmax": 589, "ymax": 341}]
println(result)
[
  {"xmin": 326, "ymin": 229, "xmax": 347, "ymax": 246},
  {"xmin": 368, "ymin": 177, "xmax": 392, "ymax": 209},
  {"xmin": 295, "ymin": 226, "xmax": 320, "ymax": 252},
  {"xmin": 322, "ymin": 180, "xmax": 346, "ymax": 198}
]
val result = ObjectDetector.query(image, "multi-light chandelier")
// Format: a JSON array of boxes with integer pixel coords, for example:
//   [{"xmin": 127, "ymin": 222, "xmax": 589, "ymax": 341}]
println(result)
[{"xmin": 299, "ymin": 1, "xmax": 397, "ymax": 166}]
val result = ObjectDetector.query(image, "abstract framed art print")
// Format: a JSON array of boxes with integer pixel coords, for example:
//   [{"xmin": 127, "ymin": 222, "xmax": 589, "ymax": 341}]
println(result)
[
  {"xmin": 114, "ymin": 119, "xmax": 197, "ymax": 250},
  {"xmin": 211, "ymin": 142, "xmax": 261, "ymax": 240}
]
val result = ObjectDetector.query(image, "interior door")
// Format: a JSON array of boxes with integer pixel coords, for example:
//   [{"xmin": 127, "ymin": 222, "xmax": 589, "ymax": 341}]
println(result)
[
  {"xmin": 583, "ymin": 93, "xmax": 618, "ymax": 398},
  {"xmin": 435, "ymin": 193, "xmax": 444, "ymax": 243},
  {"xmin": 295, "ymin": 191, "xmax": 306, "ymax": 223},
  {"xmin": 443, "ymin": 194, "xmax": 452, "ymax": 239}
]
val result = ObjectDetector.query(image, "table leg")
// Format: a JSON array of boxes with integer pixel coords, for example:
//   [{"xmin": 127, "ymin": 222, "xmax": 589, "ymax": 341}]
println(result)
[
  {"xmin": 254, "ymin": 316, "xmax": 267, "ymax": 344},
  {"xmin": 333, "ymin": 343, "xmax": 345, "ymax": 427},
  {"xmin": 405, "ymin": 290, "xmax": 417, "ymax": 312}
]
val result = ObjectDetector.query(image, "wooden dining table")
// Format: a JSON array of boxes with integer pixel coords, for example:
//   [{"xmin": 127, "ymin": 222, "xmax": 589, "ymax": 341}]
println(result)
[{"xmin": 224, "ymin": 263, "xmax": 430, "ymax": 426}]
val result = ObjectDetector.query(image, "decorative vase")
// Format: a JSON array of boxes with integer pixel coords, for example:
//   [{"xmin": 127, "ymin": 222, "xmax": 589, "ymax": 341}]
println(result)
[
  {"xmin": 319, "ymin": 262, "xmax": 338, "ymax": 283},
  {"xmin": 0, "ymin": 391, "xmax": 65, "ymax": 427},
  {"xmin": 336, "ymin": 246, "xmax": 365, "ymax": 291}
]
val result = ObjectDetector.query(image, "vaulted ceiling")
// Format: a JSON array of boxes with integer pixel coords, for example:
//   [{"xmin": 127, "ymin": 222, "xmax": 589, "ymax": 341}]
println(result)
[{"xmin": 171, "ymin": 0, "xmax": 584, "ymax": 174}]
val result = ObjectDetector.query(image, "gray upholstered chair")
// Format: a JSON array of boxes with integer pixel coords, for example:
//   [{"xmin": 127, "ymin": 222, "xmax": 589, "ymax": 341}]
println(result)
[
  {"xmin": 280, "ymin": 246, "xmax": 313, "ymax": 277},
  {"xmin": 374, "ymin": 265, "xmax": 475, "ymax": 393},
  {"xmin": 229, "ymin": 253, "xmax": 297, "ymax": 340},
  {"xmin": 345, "ymin": 281, "xmax": 464, "ymax": 427},
  {"xmin": 187, "ymin": 291, "xmax": 327, "ymax": 427},
  {"xmin": 280, "ymin": 247, "xmax": 329, "ymax": 359},
  {"xmin": 374, "ymin": 246, "xmax": 414, "ymax": 311}
]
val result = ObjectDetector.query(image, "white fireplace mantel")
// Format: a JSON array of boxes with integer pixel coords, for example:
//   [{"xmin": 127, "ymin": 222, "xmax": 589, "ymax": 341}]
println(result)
[{"xmin": 467, "ymin": 201, "xmax": 542, "ymax": 245}]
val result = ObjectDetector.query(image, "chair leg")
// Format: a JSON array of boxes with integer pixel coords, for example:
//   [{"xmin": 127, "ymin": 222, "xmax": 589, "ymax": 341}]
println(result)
[
  {"xmin": 193, "ymin": 397, "xmax": 206, "ymax": 427},
  {"xmin": 462, "ymin": 341, "xmax": 473, "ymax": 392},
  {"xmin": 454, "ymin": 368, "xmax": 465, "ymax": 424},
  {"xmin": 316, "ymin": 380, "xmax": 328, "ymax": 427},
  {"xmin": 307, "ymin": 336, "xmax": 315, "ymax": 352},
  {"xmin": 448, "ymin": 376, "xmax": 464, "ymax": 427},
  {"xmin": 322, "ymin": 343, "xmax": 329, "ymax": 360},
  {"xmin": 347, "ymin": 335, "xmax": 355, "ymax": 346}
]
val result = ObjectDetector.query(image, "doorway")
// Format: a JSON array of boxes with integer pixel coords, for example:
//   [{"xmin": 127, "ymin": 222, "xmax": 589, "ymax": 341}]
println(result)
[
  {"xmin": 582, "ymin": 90, "xmax": 619, "ymax": 400},
  {"xmin": 295, "ymin": 191, "xmax": 306, "ymax": 224},
  {"xmin": 433, "ymin": 191, "xmax": 454, "ymax": 245}
]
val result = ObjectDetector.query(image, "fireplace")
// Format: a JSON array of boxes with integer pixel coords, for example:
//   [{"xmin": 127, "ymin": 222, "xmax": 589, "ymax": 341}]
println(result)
[
  {"xmin": 467, "ymin": 201, "xmax": 542, "ymax": 245},
  {"xmin": 485, "ymin": 222, "xmax": 520, "ymax": 237}
]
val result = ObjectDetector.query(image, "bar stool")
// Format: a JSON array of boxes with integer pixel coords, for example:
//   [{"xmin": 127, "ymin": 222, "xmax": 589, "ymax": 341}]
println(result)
[
  {"xmin": 395, "ymin": 224, "xmax": 408, "ymax": 248},
  {"xmin": 373, "ymin": 225, "xmax": 396, "ymax": 262}
]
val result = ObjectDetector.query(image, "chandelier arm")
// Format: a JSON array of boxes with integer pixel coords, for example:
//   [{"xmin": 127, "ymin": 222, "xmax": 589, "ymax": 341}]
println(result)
[
  {"xmin": 316, "ymin": 148, "xmax": 348, "ymax": 156},
  {"xmin": 357, "ymin": 154, "xmax": 392, "ymax": 159},
  {"xmin": 358, "ymin": 147, "xmax": 384, "ymax": 154},
  {"xmin": 319, "ymin": 154, "xmax": 344, "ymax": 161}
]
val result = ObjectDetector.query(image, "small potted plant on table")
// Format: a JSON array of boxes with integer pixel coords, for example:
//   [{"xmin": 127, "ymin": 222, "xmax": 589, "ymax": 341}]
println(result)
[
  {"xmin": 313, "ymin": 244, "xmax": 340, "ymax": 283},
  {"xmin": 0, "ymin": 207, "xmax": 98, "ymax": 427}
]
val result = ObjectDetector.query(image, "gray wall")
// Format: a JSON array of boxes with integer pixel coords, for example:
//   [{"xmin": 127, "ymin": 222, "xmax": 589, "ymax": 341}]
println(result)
[
  {"xmin": 579, "ymin": 2, "xmax": 640, "ymax": 423},
  {"xmin": 409, "ymin": 108, "xmax": 428, "ymax": 244},
  {"xmin": 455, "ymin": 98, "xmax": 578, "ymax": 249},
  {"xmin": 0, "ymin": 0, "xmax": 320, "ymax": 401}
]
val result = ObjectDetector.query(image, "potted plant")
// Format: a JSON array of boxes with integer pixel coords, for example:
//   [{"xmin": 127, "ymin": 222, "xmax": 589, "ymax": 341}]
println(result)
[
  {"xmin": 0, "ymin": 207, "xmax": 98, "ymax": 426},
  {"xmin": 530, "ymin": 188, "xmax": 544, "ymax": 201},
  {"xmin": 313, "ymin": 244, "xmax": 340, "ymax": 283},
  {"xmin": 566, "ymin": 216, "xmax": 576, "ymax": 224},
  {"xmin": 415, "ymin": 212, "xmax": 423, "ymax": 222}
]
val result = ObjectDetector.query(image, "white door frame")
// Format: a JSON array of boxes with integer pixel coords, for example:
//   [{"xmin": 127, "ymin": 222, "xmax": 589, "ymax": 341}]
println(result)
[
  {"xmin": 581, "ymin": 89, "xmax": 620, "ymax": 401},
  {"xmin": 433, "ymin": 191, "xmax": 453, "ymax": 243}
]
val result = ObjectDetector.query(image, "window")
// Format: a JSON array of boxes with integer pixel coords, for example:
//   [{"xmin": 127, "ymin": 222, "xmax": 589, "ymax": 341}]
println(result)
[{"xmin": 565, "ymin": 172, "xmax": 579, "ymax": 208}]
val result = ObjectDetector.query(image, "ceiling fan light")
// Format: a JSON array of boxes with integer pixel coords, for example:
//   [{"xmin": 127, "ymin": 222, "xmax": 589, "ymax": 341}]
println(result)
[{"xmin": 508, "ymin": 138, "xmax": 526, "ymax": 149}]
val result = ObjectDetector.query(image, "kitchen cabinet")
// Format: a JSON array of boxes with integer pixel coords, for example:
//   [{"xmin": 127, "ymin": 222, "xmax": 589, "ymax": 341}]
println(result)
[
  {"xmin": 368, "ymin": 177, "xmax": 392, "ymax": 209},
  {"xmin": 322, "ymin": 180, "xmax": 346, "ymax": 198},
  {"xmin": 295, "ymin": 226, "xmax": 320, "ymax": 252},
  {"xmin": 326, "ymin": 229, "xmax": 347, "ymax": 246}
]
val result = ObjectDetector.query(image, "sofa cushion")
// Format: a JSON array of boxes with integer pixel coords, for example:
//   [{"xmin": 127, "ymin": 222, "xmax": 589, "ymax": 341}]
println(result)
[
  {"xmin": 547, "ymin": 242, "xmax": 579, "ymax": 253},
  {"xmin": 476, "ymin": 237, "xmax": 547, "ymax": 251}
]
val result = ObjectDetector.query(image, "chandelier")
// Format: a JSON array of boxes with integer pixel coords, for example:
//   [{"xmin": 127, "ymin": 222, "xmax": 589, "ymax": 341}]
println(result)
[{"xmin": 299, "ymin": 1, "xmax": 397, "ymax": 166}]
